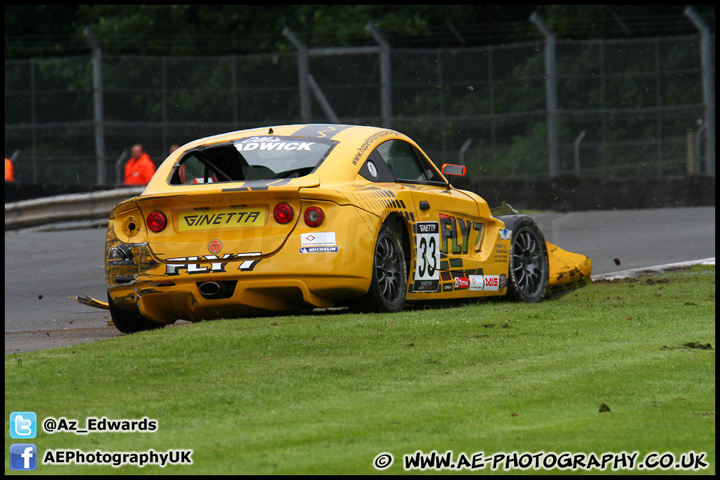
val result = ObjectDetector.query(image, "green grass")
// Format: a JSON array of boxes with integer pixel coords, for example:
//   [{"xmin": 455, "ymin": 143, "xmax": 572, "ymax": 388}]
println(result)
[{"xmin": 5, "ymin": 266, "xmax": 715, "ymax": 475}]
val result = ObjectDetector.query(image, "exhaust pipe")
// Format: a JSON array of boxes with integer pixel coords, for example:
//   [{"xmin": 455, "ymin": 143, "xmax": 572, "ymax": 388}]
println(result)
[
  {"xmin": 197, "ymin": 280, "xmax": 237, "ymax": 300},
  {"xmin": 198, "ymin": 281, "xmax": 224, "ymax": 299}
]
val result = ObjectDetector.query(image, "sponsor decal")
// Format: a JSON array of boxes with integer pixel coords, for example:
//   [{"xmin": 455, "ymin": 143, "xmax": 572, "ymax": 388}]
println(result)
[
  {"xmin": 367, "ymin": 161, "xmax": 378, "ymax": 178},
  {"xmin": 300, "ymin": 232, "xmax": 336, "ymax": 247},
  {"xmin": 494, "ymin": 242, "xmax": 509, "ymax": 261},
  {"xmin": 299, "ymin": 247, "xmax": 339, "ymax": 254},
  {"xmin": 468, "ymin": 274, "xmax": 502, "ymax": 292},
  {"xmin": 234, "ymin": 136, "xmax": 315, "ymax": 152},
  {"xmin": 483, "ymin": 275, "xmax": 500, "ymax": 291},
  {"xmin": 439, "ymin": 214, "xmax": 483, "ymax": 255},
  {"xmin": 208, "ymin": 239, "xmax": 222, "ymax": 254},
  {"xmin": 165, "ymin": 254, "xmax": 260, "ymax": 275},
  {"xmin": 179, "ymin": 208, "xmax": 265, "ymax": 231},
  {"xmin": 351, "ymin": 130, "xmax": 394, "ymax": 166},
  {"xmin": 413, "ymin": 280, "xmax": 439, "ymax": 292},
  {"xmin": 499, "ymin": 228, "xmax": 512, "ymax": 240},
  {"xmin": 454, "ymin": 277, "xmax": 470, "ymax": 289}
]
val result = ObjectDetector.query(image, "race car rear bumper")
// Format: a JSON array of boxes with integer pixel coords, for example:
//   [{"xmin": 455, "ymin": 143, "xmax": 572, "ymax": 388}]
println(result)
[{"xmin": 110, "ymin": 272, "xmax": 370, "ymax": 324}]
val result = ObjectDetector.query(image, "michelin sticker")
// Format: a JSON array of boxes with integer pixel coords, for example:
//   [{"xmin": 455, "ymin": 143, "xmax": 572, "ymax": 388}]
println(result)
[
  {"xmin": 499, "ymin": 228, "xmax": 512, "ymax": 240},
  {"xmin": 299, "ymin": 246, "xmax": 338, "ymax": 254}
]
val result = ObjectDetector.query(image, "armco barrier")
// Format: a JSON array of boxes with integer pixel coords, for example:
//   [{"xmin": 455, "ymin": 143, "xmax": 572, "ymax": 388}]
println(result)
[
  {"xmin": 4, "ymin": 181, "xmax": 124, "ymax": 203},
  {"xmin": 4, "ymin": 187, "xmax": 144, "ymax": 230}
]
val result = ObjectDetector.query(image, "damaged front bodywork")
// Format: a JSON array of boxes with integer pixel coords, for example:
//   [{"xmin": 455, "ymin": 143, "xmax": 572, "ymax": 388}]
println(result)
[{"xmin": 546, "ymin": 242, "xmax": 593, "ymax": 294}]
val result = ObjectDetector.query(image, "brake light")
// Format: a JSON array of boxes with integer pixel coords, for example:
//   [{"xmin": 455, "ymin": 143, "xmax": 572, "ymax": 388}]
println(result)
[
  {"xmin": 273, "ymin": 203, "xmax": 294, "ymax": 224},
  {"xmin": 304, "ymin": 206, "xmax": 324, "ymax": 227},
  {"xmin": 146, "ymin": 211, "xmax": 167, "ymax": 232}
]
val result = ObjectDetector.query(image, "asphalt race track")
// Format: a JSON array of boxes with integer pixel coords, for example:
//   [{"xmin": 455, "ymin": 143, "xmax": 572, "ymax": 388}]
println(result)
[{"xmin": 4, "ymin": 206, "xmax": 715, "ymax": 354}]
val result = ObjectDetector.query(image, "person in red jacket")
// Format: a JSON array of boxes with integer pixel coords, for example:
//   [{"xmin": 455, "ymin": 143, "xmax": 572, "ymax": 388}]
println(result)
[
  {"xmin": 124, "ymin": 144, "xmax": 156, "ymax": 185},
  {"xmin": 5, "ymin": 157, "xmax": 14, "ymax": 182}
]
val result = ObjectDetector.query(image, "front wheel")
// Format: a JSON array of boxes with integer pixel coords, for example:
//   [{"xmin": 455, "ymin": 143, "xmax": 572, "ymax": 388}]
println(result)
[
  {"xmin": 362, "ymin": 224, "xmax": 407, "ymax": 312},
  {"xmin": 499, "ymin": 216, "xmax": 549, "ymax": 302}
]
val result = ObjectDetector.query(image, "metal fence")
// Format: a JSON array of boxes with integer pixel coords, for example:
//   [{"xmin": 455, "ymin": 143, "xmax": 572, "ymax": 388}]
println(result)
[{"xmin": 5, "ymin": 20, "xmax": 715, "ymax": 186}]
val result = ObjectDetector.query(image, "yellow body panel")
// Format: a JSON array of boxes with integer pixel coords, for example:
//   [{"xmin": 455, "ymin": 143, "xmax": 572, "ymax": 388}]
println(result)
[
  {"xmin": 105, "ymin": 124, "xmax": 592, "ymax": 325},
  {"xmin": 546, "ymin": 242, "xmax": 593, "ymax": 293}
]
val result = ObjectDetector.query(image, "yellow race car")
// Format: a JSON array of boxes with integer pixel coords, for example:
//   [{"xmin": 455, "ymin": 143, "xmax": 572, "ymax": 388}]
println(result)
[{"xmin": 105, "ymin": 124, "xmax": 591, "ymax": 333}]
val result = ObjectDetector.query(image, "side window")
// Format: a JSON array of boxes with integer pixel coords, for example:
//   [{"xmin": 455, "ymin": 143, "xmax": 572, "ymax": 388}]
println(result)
[
  {"xmin": 360, "ymin": 139, "xmax": 442, "ymax": 184},
  {"xmin": 377, "ymin": 140, "xmax": 426, "ymax": 181},
  {"xmin": 359, "ymin": 149, "xmax": 395, "ymax": 182}
]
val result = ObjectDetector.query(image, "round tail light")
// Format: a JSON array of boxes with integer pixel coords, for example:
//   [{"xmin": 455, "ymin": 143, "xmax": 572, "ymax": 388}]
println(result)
[
  {"xmin": 146, "ymin": 211, "xmax": 167, "ymax": 232},
  {"xmin": 273, "ymin": 203, "xmax": 294, "ymax": 224},
  {"xmin": 303, "ymin": 206, "xmax": 325, "ymax": 227}
]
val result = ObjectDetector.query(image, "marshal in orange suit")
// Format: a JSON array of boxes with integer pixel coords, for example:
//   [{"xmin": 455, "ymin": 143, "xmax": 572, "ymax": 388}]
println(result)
[{"xmin": 124, "ymin": 144, "xmax": 156, "ymax": 185}]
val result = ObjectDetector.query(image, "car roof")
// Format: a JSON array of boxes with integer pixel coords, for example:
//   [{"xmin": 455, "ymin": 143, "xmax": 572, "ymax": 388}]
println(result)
[
  {"xmin": 145, "ymin": 124, "xmax": 439, "ymax": 192},
  {"xmin": 183, "ymin": 123, "xmax": 394, "ymax": 147}
]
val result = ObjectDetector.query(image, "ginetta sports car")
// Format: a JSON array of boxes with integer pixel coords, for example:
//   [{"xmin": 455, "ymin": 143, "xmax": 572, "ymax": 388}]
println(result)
[{"xmin": 105, "ymin": 124, "xmax": 591, "ymax": 333}]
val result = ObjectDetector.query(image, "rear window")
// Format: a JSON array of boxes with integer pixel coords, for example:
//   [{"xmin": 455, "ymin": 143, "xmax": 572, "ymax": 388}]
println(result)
[{"xmin": 169, "ymin": 135, "xmax": 336, "ymax": 185}]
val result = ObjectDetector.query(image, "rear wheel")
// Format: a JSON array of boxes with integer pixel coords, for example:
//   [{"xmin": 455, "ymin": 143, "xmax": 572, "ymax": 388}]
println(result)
[
  {"xmin": 499, "ymin": 216, "xmax": 549, "ymax": 302},
  {"xmin": 107, "ymin": 293, "xmax": 164, "ymax": 334},
  {"xmin": 361, "ymin": 224, "xmax": 407, "ymax": 312}
]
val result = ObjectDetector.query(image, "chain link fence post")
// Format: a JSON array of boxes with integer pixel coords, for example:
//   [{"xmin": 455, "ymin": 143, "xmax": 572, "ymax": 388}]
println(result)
[
  {"xmin": 83, "ymin": 27, "xmax": 106, "ymax": 186},
  {"xmin": 684, "ymin": 7, "xmax": 715, "ymax": 176},
  {"xmin": 530, "ymin": 12, "xmax": 559, "ymax": 178},
  {"xmin": 366, "ymin": 22, "xmax": 393, "ymax": 129},
  {"xmin": 282, "ymin": 27, "xmax": 311, "ymax": 123}
]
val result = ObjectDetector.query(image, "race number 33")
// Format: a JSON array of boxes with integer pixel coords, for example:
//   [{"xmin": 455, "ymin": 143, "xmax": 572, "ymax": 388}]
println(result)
[{"xmin": 415, "ymin": 222, "xmax": 440, "ymax": 281}]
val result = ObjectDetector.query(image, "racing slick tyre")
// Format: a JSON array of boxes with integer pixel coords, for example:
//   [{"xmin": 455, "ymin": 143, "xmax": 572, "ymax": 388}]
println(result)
[
  {"xmin": 358, "ymin": 223, "xmax": 407, "ymax": 313},
  {"xmin": 107, "ymin": 293, "xmax": 164, "ymax": 334},
  {"xmin": 497, "ymin": 215, "xmax": 549, "ymax": 303}
]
